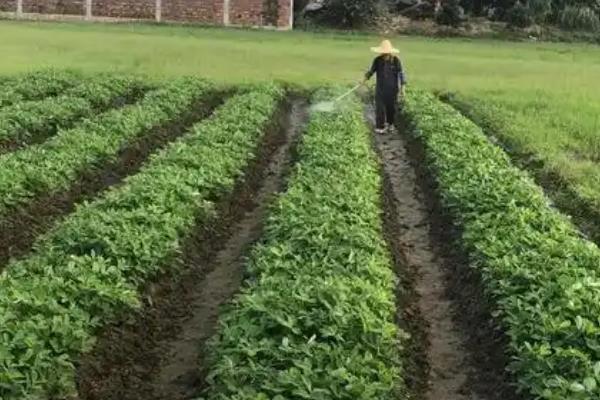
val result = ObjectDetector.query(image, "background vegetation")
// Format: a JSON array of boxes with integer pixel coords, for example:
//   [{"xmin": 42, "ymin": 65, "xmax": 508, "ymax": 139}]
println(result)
[{"xmin": 294, "ymin": 0, "xmax": 600, "ymax": 35}]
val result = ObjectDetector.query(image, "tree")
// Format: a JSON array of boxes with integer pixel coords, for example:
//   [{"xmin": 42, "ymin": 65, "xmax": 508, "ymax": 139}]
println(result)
[{"xmin": 436, "ymin": 0, "xmax": 465, "ymax": 26}]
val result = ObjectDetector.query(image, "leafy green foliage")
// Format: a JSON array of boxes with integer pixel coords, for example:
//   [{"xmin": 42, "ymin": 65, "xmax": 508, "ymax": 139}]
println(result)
[
  {"xmin": 0, "ymin": 74, "xmax": 148, "ymax": 151},
  {"xmin": 0, "ymin": 84, "xmax": 283, "ymax": 399},
  {"xmin": 506, "ymin": 1, "xmax": 535, "ymax": 27},
  {"xmin": 0, "ymin": 77, "xmax": 211, "ymax": 217},
  {"xmin": 559, "ymin": 6, "xmax": 600, "ymax": 31},
  {"xmin": 0, "ymin": 69, "xmax": 81, "ymax": 108},
  {"xmin": 436, "ymin": 0, "xmax": 465, "ymax": 27},
  {"xmin": 202, "ymin": 90, "xmax": 405, "ymax": 400},
  {"xmin": 528, "ymin": 0, "xmax": 552, "ymax": 23},
  {"xmin": 313, "ymin": 0, "xmax": 382, "ymax": 28},
  {"xmin": 404, "ymin": 89, "xmax": 600, "ymax": 399}
]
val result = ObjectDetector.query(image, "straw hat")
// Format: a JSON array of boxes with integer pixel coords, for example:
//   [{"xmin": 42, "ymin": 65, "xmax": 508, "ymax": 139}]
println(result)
[{"xmin": 371, "ymin": 39, "xmax": 399, "ymax": 54}]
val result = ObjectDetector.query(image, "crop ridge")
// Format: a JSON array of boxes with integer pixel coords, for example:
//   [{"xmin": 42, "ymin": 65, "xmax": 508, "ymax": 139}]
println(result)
[
  {"xmin": 389, "ymin": 99, "xmax": 522, "ymax": 400},
  {"xmin": 0, "ymin": 69, "xmax": 82, "ymax": 108},
  {"xmin": 76, "ymin": 95, "xmax": 308, "ymax": 400},
  {"xmin": 441, "ymin": 92, "xmax": 600, "ymax": 245},
  {"xmin": 0, "ymin": 75, "xmax": 149, "ymax": 154},
  {"xmin": 0, "ymin": 86, "xmax": 222, "ymax": 269},
  {"xmin": 405, "ymin": 88, "xmax": 600, "ymax": 399},
  {"xmin": 201, "ymin": 89, "xmax": 407, "ymax": 400},
  {"xmin": 0, "ymin": 84, "xmax": 284, "ymax": 399}
]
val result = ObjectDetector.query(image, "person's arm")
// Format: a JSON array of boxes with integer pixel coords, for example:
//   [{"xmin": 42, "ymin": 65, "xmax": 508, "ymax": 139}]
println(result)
[
  {"xmin": 396, "ymin": 58, "xmax": 408, "ymax": 95},
  {"xmin": 363, "ymin": 57, "xmax": 378, "ymax": 84},
  {"xmin": 398, "ymin": 58, "xmax": 407, "ymax": 95}
]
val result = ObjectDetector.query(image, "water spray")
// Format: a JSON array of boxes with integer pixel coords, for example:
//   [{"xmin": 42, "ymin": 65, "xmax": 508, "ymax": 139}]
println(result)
[{"xmin": 310, "ymin": 84, "xmax": 363, "ymax": 113}]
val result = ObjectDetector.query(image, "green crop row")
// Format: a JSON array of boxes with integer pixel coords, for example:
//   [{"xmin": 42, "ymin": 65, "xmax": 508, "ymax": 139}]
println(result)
[
  {"xmin": 442, "ymin": 92, "xmax": 600, "ymax": 246},
  {"xmin": 403, "ymin": 89, "xmax": 600, "ymax": 399},
  {"xmin": 0, "ymin": 69, "xmax": 81, "ymax": 108},
  {"xmin": 202, "ymin": 91, "xmax": 405, "ymax": 400},
  {"xmin": 0, "ymin": 74, "xmax": 148, "ymax": 152},
  {"xmin": 0, "ymin": 84, "xmax": 284, "ymax": 399},
  {"xmin": 0, "ymin": 77, "xmax": 213, "ymax": 217}
]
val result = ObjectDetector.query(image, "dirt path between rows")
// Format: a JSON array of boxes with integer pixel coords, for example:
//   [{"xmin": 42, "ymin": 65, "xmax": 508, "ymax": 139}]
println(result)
[
  {"xmin": 366, "ymin": 104, "xmax": 502, "ymax": 400},
  {"xmin": 153, "ymin": 99, "xmax": 307, "ymax": 399},
  {"xmin": 76, "ymin": 98, "xmax": 308, "ymax": 400}
]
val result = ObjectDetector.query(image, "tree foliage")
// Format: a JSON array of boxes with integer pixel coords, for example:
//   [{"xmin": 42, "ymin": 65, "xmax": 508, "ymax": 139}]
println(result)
[
  {"xmin": 313, "ymin": 0, "xmax": 383, "ymax": 28},
  {"xmin": 559, "ymin": 5, "xmax": 600, "ymax": 30},
  {"xmin": 299, "ymin": 0, "xmax": 600, "ymax": 31},
  {"xmin": 436, "ymin": 0, "xmax": 465, "ymax": 26}
]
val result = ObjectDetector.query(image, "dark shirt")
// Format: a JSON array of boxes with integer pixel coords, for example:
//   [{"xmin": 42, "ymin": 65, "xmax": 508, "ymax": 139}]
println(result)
[{"xmin": 365, "ymin": 55, "xmax": 407, "ymax": 95}]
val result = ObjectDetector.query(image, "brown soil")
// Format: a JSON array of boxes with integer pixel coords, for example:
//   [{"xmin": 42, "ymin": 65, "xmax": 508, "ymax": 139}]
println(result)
[
  {"xmin": 75, "ymin": 98, "xmax": 308, "ymax": 400},
  {"xmin": 0, "ymin": 86, "xmax": 147, "ymax": 154},
  {"xmin": 0, "ymin": 94, "xmax": 223, "ymax": 271},
  {"xmin": 366, "ymin": 103, "xmax": 520, "ymax": 400}
]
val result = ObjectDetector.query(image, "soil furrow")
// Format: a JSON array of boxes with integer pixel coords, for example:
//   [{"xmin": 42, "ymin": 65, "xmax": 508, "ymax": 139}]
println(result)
[
  {"xmin": 366, "ymin": 103, "xmax": 498, "ymax": 400},
  {"xmin": 0, "ymin": 94, "xmax": 222, "ymax": 269},
  {"xmin": 76, "ymin": 98, "xmax": 308, "ymax": 400}
]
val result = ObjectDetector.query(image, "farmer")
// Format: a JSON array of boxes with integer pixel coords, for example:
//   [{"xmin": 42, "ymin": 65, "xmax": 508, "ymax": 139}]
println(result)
[{"xmin": 363, "ymin": 39, "xmax": 407, "ymax": 134}]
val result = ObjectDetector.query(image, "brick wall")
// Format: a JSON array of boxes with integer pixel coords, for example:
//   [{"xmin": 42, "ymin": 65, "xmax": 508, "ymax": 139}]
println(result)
[
  {"xmin": 93, "ymin": 0, "xmax": 154, "ymax": 18},
  {"xmin": 229, "ymin": 0, "xmax": 262, "ymax": 25},
  {"xmin": 23, "ymin": 0, "xmax": 84, "ymax": 14},
  {"xmin": 163, "ymin": 0, "xmax": 222, "ymax": 23},
  {"xmin": 0, "ymin": 0, "xmax": 293, "ymax": 28},
  {"xmin": 277, "ymin": 0, "xmax": 290, "ymax": 28}
]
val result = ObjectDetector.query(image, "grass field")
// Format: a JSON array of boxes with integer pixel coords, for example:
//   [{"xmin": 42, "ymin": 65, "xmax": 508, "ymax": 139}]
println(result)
[{"xmin": 0, "ymin": 19, "xmax": 599, "ymax": 90}]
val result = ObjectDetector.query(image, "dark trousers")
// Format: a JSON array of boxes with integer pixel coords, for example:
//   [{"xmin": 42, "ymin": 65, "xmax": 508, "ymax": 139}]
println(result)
[{"xmin": 375, "ymin": 91, "xmax": 398, "ymax": 129}]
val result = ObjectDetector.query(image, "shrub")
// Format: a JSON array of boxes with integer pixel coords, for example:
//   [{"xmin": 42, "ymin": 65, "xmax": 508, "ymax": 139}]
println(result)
[
  {"xmin": 315, "ymin": 0, "xmax": 383, "ymax": 28},
  {"xmin": 559, "ymin": 5, "xmax": 600, "ymax": 31},
  {"xmin": 506, "ymin": 1, "xmax": 534, "ymax": 27},
  {"xmin": 527, "ymin": 0, "xmax": 551, "ymax": 22},
  {"xmin": 293, "ymin": 0, "xmax": 309, "ymax": 12},
  {"xmin": 436, "ymin": 0, "xmax": 465, "ymax": 27}
]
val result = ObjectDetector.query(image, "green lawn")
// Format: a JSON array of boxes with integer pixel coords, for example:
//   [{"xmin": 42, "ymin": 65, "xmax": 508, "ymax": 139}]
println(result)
[
  {"xmin": 2, "ymin": 19, "xmax": 600, "ymax": 217},
  {"xmin": 1, "ymin": 20, "xmax": 599, "ymax": 90}
]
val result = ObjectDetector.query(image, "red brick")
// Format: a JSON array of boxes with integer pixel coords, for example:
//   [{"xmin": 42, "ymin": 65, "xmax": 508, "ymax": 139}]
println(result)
[
  {"xmin": 230, "ymin": 0, "xmax": 262, "ymax": 25},
  {"xmin": 4, "ymin": 0, "xmax": 293, "ymax": 27},
  {"xmin": 163, "ymin": 0, "xmax": 221, "ymax": 23},
  {"xmin": 93, "ymin": 0, "xmax": 154, "ymax": 18},
  {"xmin": 23, "ymin": 0, "xmax": 84, "ymax": 15},
  {"xmin": 277, "ymin": 0, "xmax": 291, "ymax": 28}
]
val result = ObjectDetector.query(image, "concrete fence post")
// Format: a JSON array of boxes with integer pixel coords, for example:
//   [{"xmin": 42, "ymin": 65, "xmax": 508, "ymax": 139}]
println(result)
[
  {"xmin": 85, "ymin": 0, "xmax": 92, "ymax": 20},
  {"xmin": 155, "ymin": 0, "xmax": 161, "ymax": 22},
  {"xmin": 223, "ymin": 0, "xmax": 230, "ymax": 25},
  {"xmin": 16, "ymin": 0, "xmax": 22, "ymax": 17}
]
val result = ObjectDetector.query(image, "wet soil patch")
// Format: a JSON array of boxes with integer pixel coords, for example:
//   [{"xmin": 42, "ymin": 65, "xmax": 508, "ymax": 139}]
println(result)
[
  {"xmin": 0, "ymin": 93, "xmax": 224, "ymax": 270},
  {"xmin": 0, "ymin": 86, "xmax": 148, "ymax": 154},
  {"xmin": 396, "ymin": 108, "xmax": 524, "ymax": 400},
  {"xmin": 365, "ymin": 106, "xmax": 429, "ymax": 397},
  {"xmin": 365, "ymin": 98, "xmax": 521, "ymax": 400},
  {"xmin": 75, "ymin": 98, "xmax": 309, "ymax": 400}
]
